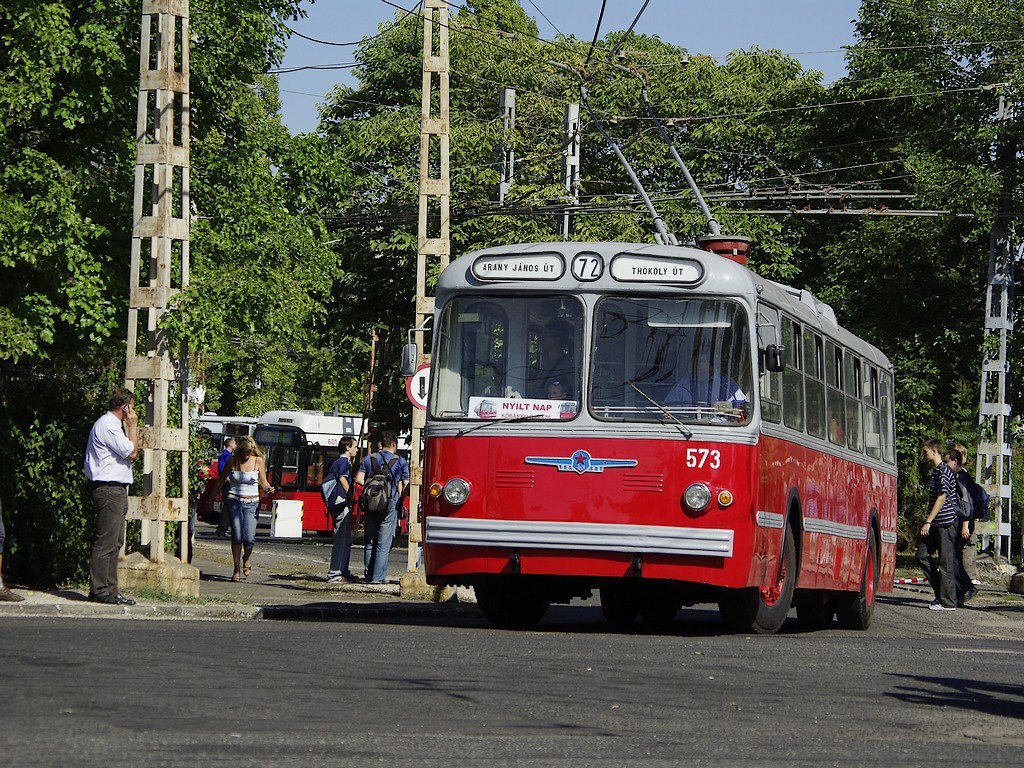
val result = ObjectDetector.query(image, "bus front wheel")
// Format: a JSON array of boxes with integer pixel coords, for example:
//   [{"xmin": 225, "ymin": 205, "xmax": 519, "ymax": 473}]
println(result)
[
  {"xmin": 474, "ymin": 580, "xmax": 550, "ymax": 628},
  {"xmin": 718, "ymin": 528, "xmax": 796, "ymax": 634},
  {"xmin": 600, "ymin": 585, "xmax": 640, "ymax": 626}
]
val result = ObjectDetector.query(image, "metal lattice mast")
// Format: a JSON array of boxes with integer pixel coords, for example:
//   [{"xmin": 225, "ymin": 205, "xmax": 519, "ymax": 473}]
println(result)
[
  {"xmin": 498, "ymin": 88, "xmax": 515, "ymax": 205},
  {"xmin": 560, "ymin": 103, "xmax": 581, "ymax": 238},
  {"xmin": 408, "ymin": 0, "xmax": 450, "ymax": 576},
  {"xmin": 124, "ymin": 0, "xmax": 191, "ymax": 564},
  {"xmin": 976, "ymin": 95, "xmax": 1017, "ymax": 560}
]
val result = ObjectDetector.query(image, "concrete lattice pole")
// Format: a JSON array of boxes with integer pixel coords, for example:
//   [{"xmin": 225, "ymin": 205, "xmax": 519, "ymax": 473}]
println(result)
[
  {"xmin": 406, "ymin": 0, "xmax": 450, "ymax": 579},
  {"xmin": 123, "ymin": 0, "xmax": 191, "ymax": 568},
  {"xmin": 975, "ymin": 95, "xmax": 1017, "ymax": 561}
]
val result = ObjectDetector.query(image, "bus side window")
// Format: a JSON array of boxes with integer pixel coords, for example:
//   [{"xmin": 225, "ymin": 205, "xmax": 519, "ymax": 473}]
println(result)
[
  {"xmin": 879, "ymin": 371, "xmax": 896, "ymax": 464},
  {"xmin": 863, "ymin": 364, "xmax": 882, "ymax": 459},
  {"xmin": 845, "ymin": 354, "xmax": 863, "ymax": 452},
  {"xmin": 781, "ymin": 317, "xmax": 803, "ymax": 431},
  {"xmin": 804, "ymin": 328, "xmax": 825, "ymax": 439},
  {"xmin": 825, "ymin": 341, "xmax": 845, "ymax": 446}
]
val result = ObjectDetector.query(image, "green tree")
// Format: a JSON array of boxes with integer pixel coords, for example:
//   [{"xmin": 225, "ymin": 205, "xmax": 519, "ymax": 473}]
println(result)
[{"xmin": 0, "ymin": 0, "xmax": 318, "ymax": 584}]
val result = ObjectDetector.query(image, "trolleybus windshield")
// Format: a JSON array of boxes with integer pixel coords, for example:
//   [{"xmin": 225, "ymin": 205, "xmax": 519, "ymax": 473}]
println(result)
[
  {"xmin": 430, "ymin": 295, "xmax": 584, "ymax": 420},
  {"xmin": 592, "ymin": 297, "xmax": 752, "ymax": 424}
]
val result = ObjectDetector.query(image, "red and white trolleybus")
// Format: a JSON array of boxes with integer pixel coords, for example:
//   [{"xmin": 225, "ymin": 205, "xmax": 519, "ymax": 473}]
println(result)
[
  {"xmin": 415, "ymin": 240, "xmax": 897, "ymax": 633},
  {"xmin": 255, "ymin": 410, "xmax": 364, "ymax": 534}
]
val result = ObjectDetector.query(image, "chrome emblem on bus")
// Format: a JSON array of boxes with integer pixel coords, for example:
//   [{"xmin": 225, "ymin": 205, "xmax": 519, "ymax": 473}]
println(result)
[{"xmin": 525, "ymin": 450, "xmax": 638, "ymax": 475}]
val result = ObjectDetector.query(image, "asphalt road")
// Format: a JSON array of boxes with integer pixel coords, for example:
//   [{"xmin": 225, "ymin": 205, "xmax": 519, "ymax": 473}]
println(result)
[{"xmin": 3, "ymin": 594, "xmax": 1023, "ymax": 767}]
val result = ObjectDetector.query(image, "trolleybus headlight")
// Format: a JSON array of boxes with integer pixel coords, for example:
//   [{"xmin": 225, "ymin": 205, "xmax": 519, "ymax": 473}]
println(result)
[
  {"xmin": 717, "ymin": 489, "xmax": 734, "ymax": 507},
  {"xmin": 442, "ymin": 478, "xmax": 471, "ymax": 506},
  {"xmin": 684, "ymin": 482, "xmax": 712, "ymax": 512},
  {"xmin": 428, "ymin": 483, "xmax": 443, "ymax": 499}
]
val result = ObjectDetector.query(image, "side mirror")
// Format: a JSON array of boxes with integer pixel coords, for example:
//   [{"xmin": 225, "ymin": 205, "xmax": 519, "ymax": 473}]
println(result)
[
  {"xmin": 400, "ymin": 343, "xmax": 419, "ymax": 377},
  {"xmin": 763, "ymin": 345, "xmax": 785, "ymax": 373}
]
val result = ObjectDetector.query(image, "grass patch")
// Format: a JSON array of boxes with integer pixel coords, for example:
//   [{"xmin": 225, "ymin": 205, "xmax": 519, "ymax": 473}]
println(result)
[{"xmin": 894, "ymin": 551, "xmax": 920, "ymax": 580}]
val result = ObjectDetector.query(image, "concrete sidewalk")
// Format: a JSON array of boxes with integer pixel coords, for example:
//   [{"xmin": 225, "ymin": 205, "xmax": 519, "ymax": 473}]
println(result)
[{"xmin": 0, "ymin": 534, "xmax": 471, "ymax": 621}]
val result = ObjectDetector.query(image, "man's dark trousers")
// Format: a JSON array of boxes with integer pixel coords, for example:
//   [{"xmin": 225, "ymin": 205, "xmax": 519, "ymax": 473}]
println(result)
[{"xmin": 89, "ymin": 484, "xmax": 128, "ymax": 598}]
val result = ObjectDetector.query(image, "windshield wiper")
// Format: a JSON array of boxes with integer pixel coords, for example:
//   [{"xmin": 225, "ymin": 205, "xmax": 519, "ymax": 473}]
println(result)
[
  {"xmin": 625, "ymin": 380, "xmax": 693, "ymax": 439},
  {"xmin": 455, "ymin": 413, "xmax": 546, "ymax": 438}
]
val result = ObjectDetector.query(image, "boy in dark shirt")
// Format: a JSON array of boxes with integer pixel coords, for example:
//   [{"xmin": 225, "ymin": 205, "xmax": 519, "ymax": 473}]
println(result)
[{"xmin": 915, "ymin": 439, "xmax": 959, "ymax": 611}]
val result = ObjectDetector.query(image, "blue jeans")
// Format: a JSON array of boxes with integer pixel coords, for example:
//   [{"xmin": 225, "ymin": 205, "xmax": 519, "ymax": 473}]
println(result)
[
  {"xmin": 363, "ymin": 503, "xmax": 397, "ymax": 583},
  {"xmin": 328, "ymin": 506, "xmax": 354, "ymax": 579},
  {"xmin": 227, "ymin": 496, "xmax": 258, "ymax": 548}
]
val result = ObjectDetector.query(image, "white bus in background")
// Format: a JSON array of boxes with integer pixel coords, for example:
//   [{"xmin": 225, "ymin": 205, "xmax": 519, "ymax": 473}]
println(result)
[
  {"xmin": 254, "ymin": 410, "xmax": 367, "ymax": 533},
  {"xmin": 195, "ymin": 412, "xmax": 258, "ymax": 451}
]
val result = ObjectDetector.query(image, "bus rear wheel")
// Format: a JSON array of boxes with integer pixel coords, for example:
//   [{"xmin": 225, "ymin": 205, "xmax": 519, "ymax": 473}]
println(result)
[
  {"xmin": 718, "ymin": 528, "xmax": 796, "ymax": 634},
  {"xmin": 835, "ymin": 535, "xmax": 878, "ymax": 630},
  {"xmin": 474, "ymin": 580, "xmax": 550, "ymax": 628},
  {"xmin": 600, "ymin": 585, "xmax": 640, "ymax": 626}
]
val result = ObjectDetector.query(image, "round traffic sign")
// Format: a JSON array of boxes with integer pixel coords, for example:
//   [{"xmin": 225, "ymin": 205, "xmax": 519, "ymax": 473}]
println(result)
[{"xmin": 406, "ymin": 364, "xmax": 431, "ymax": 410}]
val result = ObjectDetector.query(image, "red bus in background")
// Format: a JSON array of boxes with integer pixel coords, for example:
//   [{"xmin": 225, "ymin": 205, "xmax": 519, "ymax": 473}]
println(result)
[
  {"xmin": 255, "ymin": 411, "xmax": 364, "ymax": 535},
  {"xmin": 253, "ymin": 411, "xmax": 412, "ymax": 536},
  {"xmin": 416, "ymin": 241, "xmax": 897, "ymax": 633}
]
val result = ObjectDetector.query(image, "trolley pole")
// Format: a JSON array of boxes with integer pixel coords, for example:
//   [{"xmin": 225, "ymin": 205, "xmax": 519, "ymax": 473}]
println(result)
[
  {"xmin": 975, "ymin": 94, "xmax": 1018, "ymax": 561},
  {"xmin": 121, "ymin": 0, "xmax": 197, "ymax": 595},
  {"xmin": 404, "ymin": 0, "xmax": 450, "ymax": 586}
]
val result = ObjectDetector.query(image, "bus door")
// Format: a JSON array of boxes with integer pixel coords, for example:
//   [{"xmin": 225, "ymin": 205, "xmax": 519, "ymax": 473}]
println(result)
[{"xmin": 254, "ymin": 425, "xmax": 303, "ymax": 528}]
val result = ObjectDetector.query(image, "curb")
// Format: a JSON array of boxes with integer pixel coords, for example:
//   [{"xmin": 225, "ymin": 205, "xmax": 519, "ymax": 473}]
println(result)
[
  {"xmin": 0, "ymin": 601, "xmax": 262, "ymax": 620},
  {"xmin": 260, "ymin": 601, "xmax": 477, "ymax": 621}
]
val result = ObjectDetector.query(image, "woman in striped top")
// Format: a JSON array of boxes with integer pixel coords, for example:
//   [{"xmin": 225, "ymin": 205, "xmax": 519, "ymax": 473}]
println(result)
[{"xmin": 213, "ymin": 435, "xmax": 274, "ymax": 582}]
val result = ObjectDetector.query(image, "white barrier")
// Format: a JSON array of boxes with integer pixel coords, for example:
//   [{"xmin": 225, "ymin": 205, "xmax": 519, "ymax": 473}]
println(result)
[{"xmin": 270, "ymin": 499, "xmax": 303, "ymax": 538}]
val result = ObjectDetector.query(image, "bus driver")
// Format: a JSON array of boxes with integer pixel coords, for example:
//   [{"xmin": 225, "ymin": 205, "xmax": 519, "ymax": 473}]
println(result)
[{"xmin": 664, "ymin": 348, "xmax": 747, "ymax": 411}]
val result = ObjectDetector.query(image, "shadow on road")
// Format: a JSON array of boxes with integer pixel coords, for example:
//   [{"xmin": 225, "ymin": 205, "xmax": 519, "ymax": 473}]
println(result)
[{"xmin": 885, "ymin": 672, "xmax": 1024, "ymax": 720}]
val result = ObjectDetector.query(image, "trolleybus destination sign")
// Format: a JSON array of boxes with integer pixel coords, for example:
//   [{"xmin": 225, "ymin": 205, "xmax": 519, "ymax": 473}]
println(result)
[
  {"xmin": 471, "ymin": 253, "xmax": 565, "ymax": 281},
  {"xmin": 609, "ymin": 253, "xmax": 704, "ymax": 284}
]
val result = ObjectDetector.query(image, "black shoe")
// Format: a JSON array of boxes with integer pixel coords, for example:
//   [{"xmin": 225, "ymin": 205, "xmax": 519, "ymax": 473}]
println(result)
[
  {"xmin": 89, "ymin": 594, "xmax": 119, "ymax": 604},
  {"xmin": 115, "ymin": 594, "xmax": 136, "ymax": 606},
  {"xmin": 963, "ymin": 587, "xmax": 979, "ymax": 602}
]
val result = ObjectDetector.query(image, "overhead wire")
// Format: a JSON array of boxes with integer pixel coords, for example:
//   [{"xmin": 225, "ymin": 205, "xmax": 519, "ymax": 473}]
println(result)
[
  {"xmin": 583, "ymin": 0, "xmax": 608, "ymax": 71},
  {"xmin": 282, "ymin": 1, "xmax": 1009, "ymax": 225}
]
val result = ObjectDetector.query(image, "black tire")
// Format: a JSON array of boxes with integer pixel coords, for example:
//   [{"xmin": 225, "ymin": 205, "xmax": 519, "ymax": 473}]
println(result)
[
  {"xmin": 718, "ymin": 527, "xmax": 797, "ymax": 634},
  {"xmin": 795, "ymin": 591, "xmax": 835, "ymax": 630},
  {"xmin": 600, "ymin": 585, "xmax": 640, "ymax": 626},
  {"xmin": 474, "ymin": 580, "xmax": 550, "ymax": 627},
  {"xmin": 835, "ymin": 535, "xmax": 879, "ymax": 630},
  {"xmin": 638, "ymin": 597, "xmax": 679, "ymax": 627}
]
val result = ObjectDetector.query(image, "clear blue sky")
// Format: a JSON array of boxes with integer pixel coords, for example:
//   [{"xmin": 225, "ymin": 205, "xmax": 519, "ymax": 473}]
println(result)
[{"xmin": 277, "ymin": 0, "xmax": 863, "ymax": 135}]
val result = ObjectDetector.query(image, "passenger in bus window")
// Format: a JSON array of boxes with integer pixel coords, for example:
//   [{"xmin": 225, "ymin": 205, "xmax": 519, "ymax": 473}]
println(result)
[
  {"xmin": 664, "ymin": 350, "xmax": 747, "ymax": 413},
  {"xmin": 476, "ymin": 363, "xmax": 503, "ymax": 396},
  {"xmin": 529, "ymin": 319, "xmax": 574, "ymax": 398},
  {"xmin": 546, "ymin": 379, "xmax": 571, "ymax": 400}
]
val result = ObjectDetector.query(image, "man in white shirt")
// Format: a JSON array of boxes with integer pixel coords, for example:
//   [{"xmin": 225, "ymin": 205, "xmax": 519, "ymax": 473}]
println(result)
[{"xmin": 84, "ymin": 388, "xmax": 140, "ymax": 605}]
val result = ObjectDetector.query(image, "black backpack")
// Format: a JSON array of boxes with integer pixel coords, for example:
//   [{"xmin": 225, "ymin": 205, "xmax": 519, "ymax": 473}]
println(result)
[{"xmin": 360, "ymin": 454, "xmax": 398, "ymax": 514}]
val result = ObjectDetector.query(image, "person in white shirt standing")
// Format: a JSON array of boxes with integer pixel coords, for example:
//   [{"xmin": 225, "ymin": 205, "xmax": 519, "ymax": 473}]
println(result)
[{"xmin": 84, "ymin": 387, "xmax": 140, "ymax": 605}]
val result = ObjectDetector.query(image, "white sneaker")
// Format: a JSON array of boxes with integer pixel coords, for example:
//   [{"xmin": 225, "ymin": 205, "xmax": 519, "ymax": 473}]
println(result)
[
  {"xmin": 929, "ymin": 602, "xmax": 956, "ymax": 611},
  {"xmin": 972, "ymin": 579, "xmax": 981, "ymax": 586}
]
